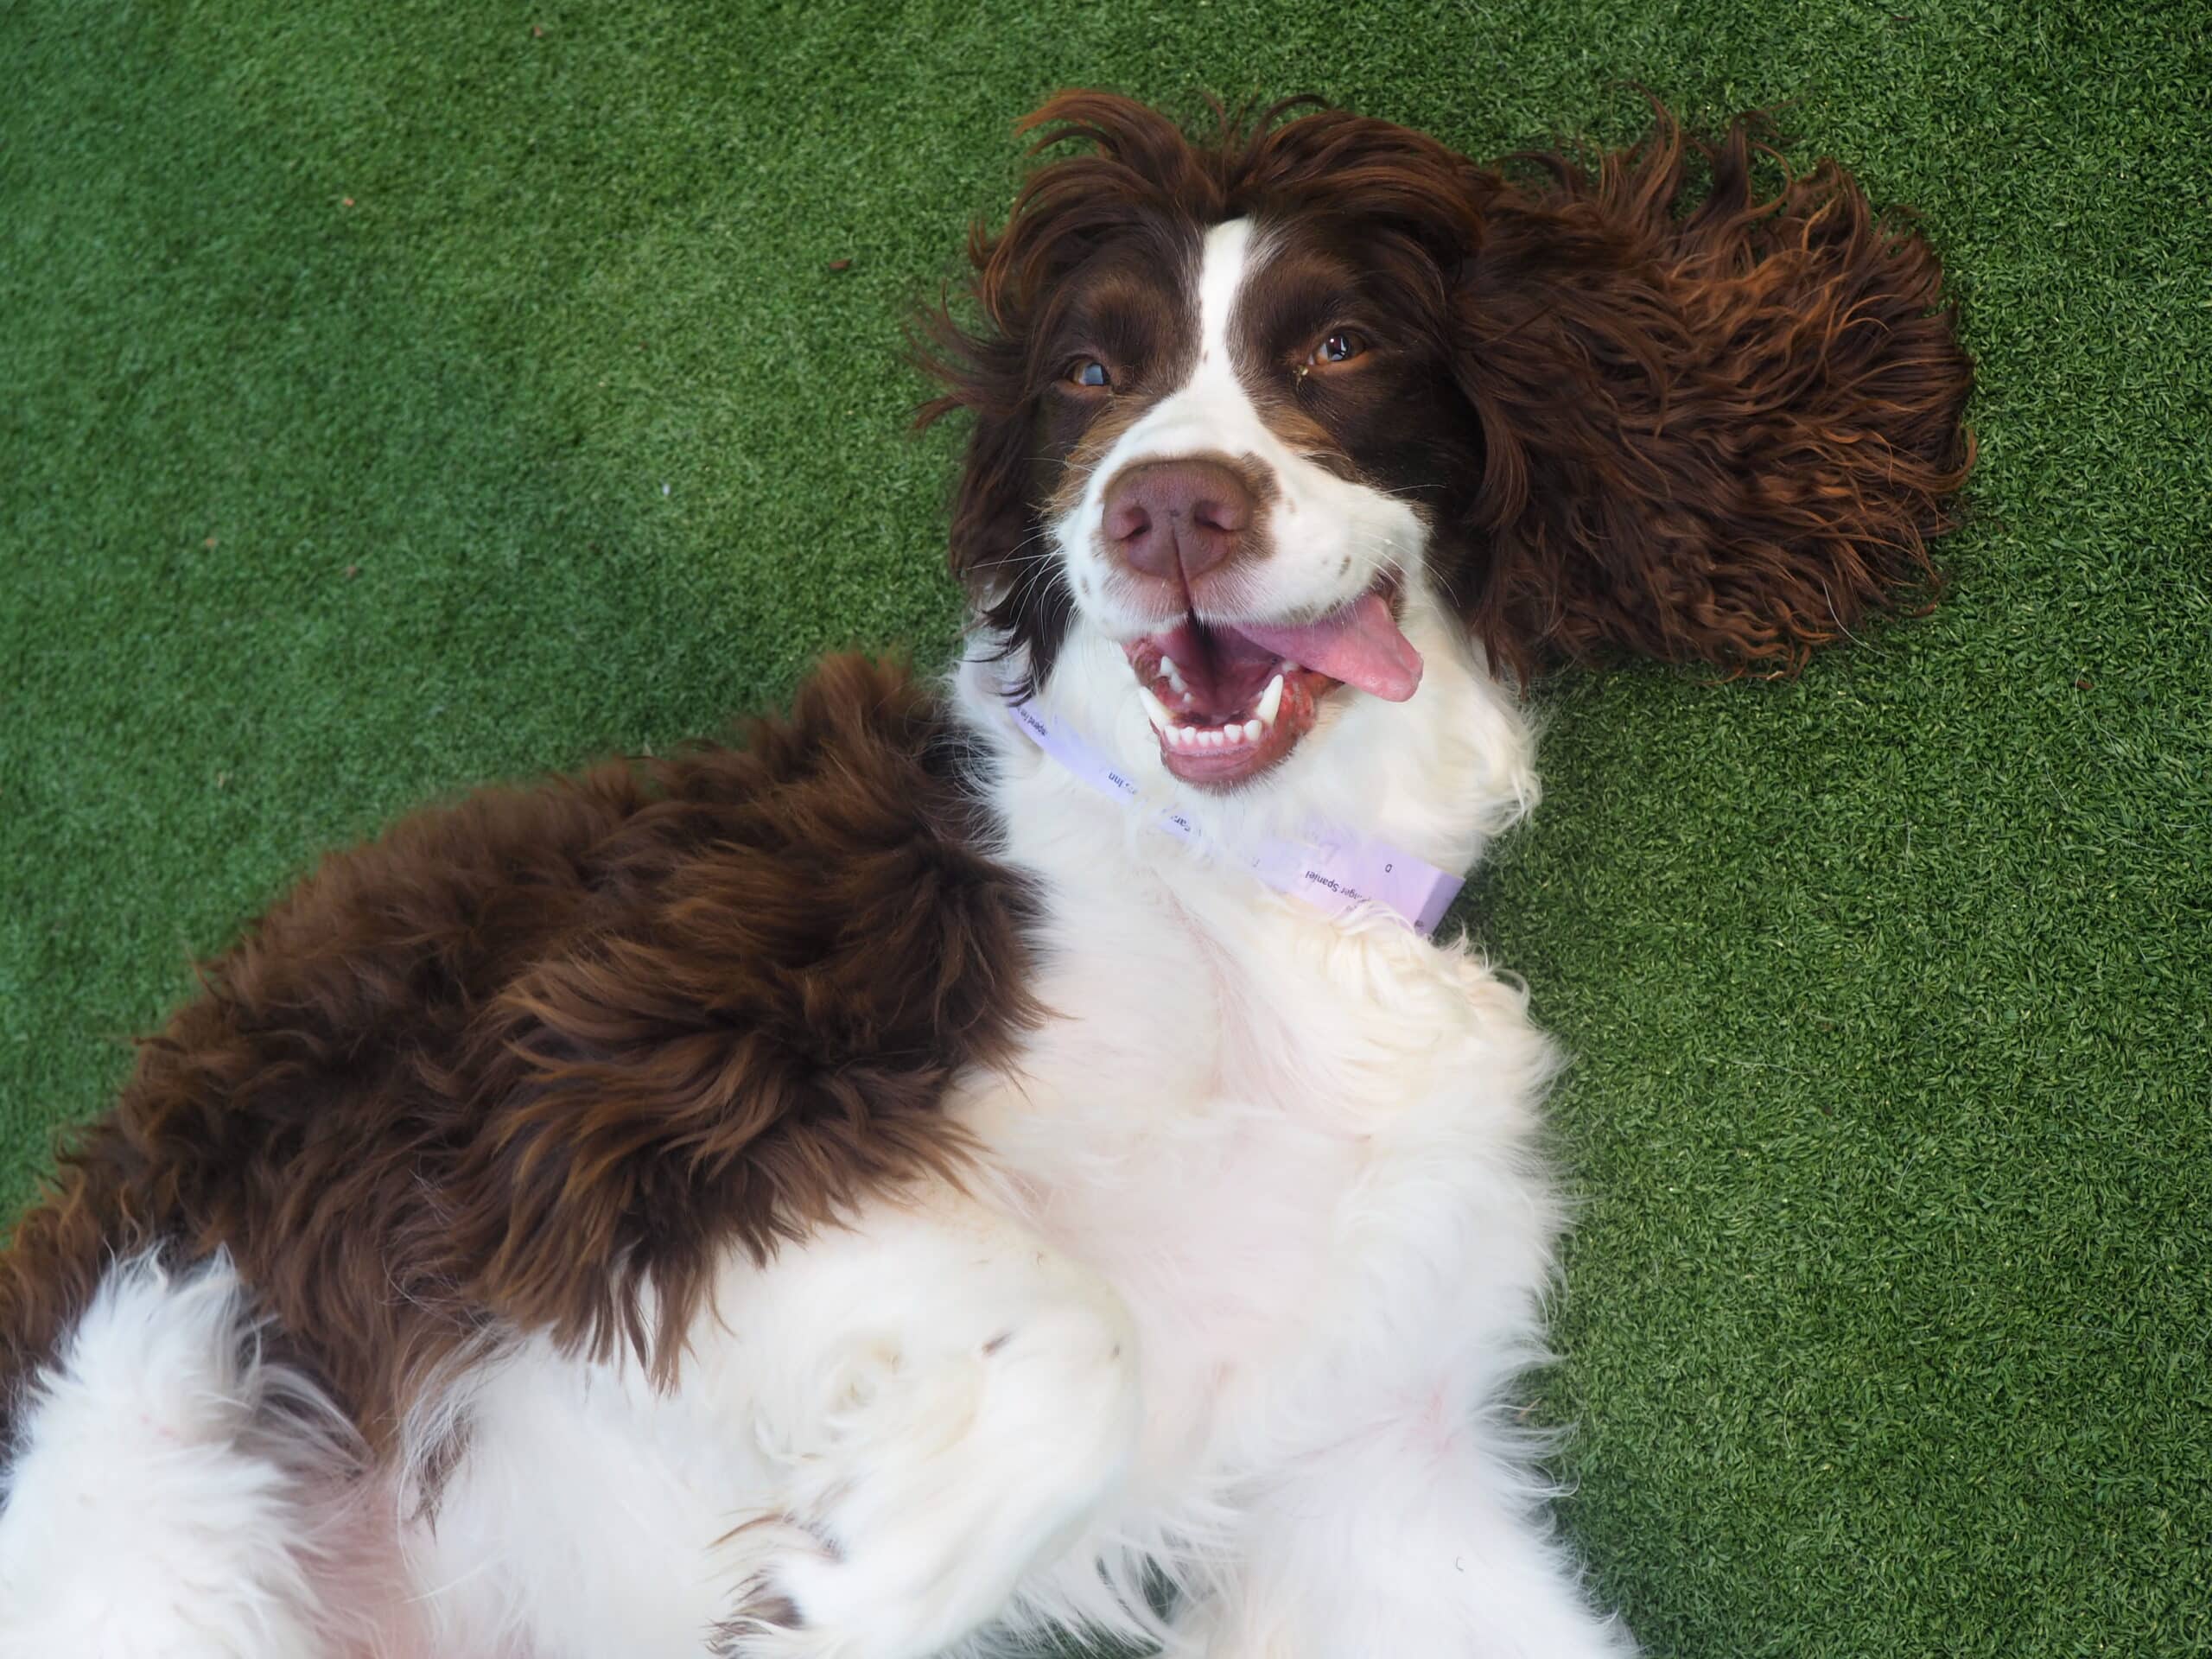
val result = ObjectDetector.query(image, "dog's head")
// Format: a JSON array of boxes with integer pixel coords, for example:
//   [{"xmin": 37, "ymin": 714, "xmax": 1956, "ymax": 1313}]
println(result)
[{"xmin": 922, "ymin": 92, "xmax": 1972, "ymax": 802}]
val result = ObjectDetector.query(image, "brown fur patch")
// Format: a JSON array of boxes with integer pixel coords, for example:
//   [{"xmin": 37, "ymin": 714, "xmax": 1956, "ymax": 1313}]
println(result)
[
  {"xmin": 1452, "ymin": 111, "xmax": 1974, "ymax": 674},
  {"xmin": 0, "ymin": 657, "xmax": 1038, "ymax": 1450}
]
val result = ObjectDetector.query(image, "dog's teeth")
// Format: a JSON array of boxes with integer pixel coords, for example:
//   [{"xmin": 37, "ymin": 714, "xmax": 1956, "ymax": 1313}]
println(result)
[
  {"xmin": 1243, "ymin": 719, "xmax": 1263, "ymax": 742},
  {"xmin": 1221, "ymin": 723, "xmax": 1242, "ymax": 743},
  {"xmin": 1139, "ymin": 687, "xmax": 1174, "ymax": 734},
  {"xmin": 1160, "ymin": 656, "xmax": 1186, "ymax": 693},
  {"xmin": 1255, "ymin": 674, "xmax": 1285, "ymax": 728},
  {"xmin": 1204, "ymin": 729, "xmax": 1224, "ymax": 747}
]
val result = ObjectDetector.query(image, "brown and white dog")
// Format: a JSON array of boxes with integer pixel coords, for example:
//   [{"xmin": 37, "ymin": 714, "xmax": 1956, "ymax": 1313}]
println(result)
[{"xmin": 0, "ymin": 93, "xmax": 1969, "ymax": 1658}]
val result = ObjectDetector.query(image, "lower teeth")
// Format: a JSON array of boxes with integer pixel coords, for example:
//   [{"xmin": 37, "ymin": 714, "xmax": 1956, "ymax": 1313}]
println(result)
[
  {"xmin": 1165, "ymin": 722, "xmax": 1264, "ymax": 750},
  {"xmin": 1142, "ymin": 665, "xmax": 1297, "ymax": 753}
]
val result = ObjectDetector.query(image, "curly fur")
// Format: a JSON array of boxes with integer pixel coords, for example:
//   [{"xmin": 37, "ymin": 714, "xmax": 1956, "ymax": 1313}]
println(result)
[{"xmin": 0, "ymin": 657, "xmax": 1037, "ymax": 1452}]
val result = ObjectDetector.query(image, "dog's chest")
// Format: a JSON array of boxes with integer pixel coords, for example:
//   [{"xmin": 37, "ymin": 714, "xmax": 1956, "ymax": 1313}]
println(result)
[{"xmin": 954, "ymin": 834, "xmax": 1487, "ymax": 1478}]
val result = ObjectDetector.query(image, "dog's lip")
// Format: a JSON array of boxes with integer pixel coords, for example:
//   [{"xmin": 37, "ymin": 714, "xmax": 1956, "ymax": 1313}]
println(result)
[{"xmin": 1133, "ymin": 654, "xmax": 1334, "ymax": 790}]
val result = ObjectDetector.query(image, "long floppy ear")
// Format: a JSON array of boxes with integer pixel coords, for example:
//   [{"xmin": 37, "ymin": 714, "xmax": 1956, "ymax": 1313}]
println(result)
[
  {"xmin": 912, "ymin": 299, "xmax": 1065, "ymax": 670},
  {"xmin": 913, "ymin": 92, "xmax": 1214, "ymax": 686},
  {"xmin": 1452, "ymin": 111, "xmax": 1974, "ymax": 677}
]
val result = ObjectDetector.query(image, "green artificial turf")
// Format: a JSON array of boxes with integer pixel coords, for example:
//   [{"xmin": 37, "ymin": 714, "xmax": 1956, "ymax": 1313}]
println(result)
[{"xmin": 3, "ymin": 1, "xmax": 2207, "ymax": 1652}]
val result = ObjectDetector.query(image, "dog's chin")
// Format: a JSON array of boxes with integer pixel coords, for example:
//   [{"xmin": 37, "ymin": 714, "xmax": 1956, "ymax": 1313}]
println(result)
[{"xmin": 1116, "ymin": 584, "xmax": 1425, "ymax": 792}]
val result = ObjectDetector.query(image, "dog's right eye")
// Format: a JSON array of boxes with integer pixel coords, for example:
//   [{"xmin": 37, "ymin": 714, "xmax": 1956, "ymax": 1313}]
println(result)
[{"xmin": 1067, "ymin": 358, "xmax": 1113, "ymax": 390}]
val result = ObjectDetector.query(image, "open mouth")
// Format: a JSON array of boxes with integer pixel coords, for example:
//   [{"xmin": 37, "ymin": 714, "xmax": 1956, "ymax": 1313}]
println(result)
[{"xmin": 1122, "ymin": 586, "xmax": 1424, "ymax": 788}]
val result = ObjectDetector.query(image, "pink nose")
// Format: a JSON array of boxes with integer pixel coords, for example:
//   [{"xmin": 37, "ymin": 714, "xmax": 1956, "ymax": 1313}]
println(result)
[{"xmin": 1102, "ymin": 458, "xmax": 1255, "ymax": 582}]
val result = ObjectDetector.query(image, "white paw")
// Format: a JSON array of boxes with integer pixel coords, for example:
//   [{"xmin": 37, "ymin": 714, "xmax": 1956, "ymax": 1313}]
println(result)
[{"xmin": 715, "ymin": 1301, "xmax": 1139, "ymax": 1659}]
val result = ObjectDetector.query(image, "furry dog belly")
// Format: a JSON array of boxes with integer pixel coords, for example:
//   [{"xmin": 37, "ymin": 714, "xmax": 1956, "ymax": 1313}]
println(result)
[{"xmin": 944, "ymin": 817, "xmax": 1565, "ymax": 1637}]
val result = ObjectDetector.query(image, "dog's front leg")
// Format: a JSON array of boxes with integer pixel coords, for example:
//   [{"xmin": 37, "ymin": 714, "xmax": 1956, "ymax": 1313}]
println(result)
[
  {"xmin": 1167, "ymin": 961, "xmax": 1628, "ymax": 1655},
  {"xmin": 410, "ymin": 1185, "xmax": 1140, "ymax": 1659},
  {"xmin": 1179, "ymin": 1409, "xmax": 1637, "ymax": 1659},
  {"xmin": 700, "ymin": 1188, "xmax": 1142, "ymax": 1658}
]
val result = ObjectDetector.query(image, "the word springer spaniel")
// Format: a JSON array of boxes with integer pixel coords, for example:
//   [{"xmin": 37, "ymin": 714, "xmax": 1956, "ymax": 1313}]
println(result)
[{"xmin": 0, "ymin": 92, "xmax": 1969, "ymax": 1658}]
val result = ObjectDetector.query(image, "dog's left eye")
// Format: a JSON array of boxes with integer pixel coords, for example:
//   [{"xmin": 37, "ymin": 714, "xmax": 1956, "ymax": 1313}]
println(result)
[
  {"xmin": 1308, "ymin": 329, "xmax": 1369, "ymax": 367},
  {"xmin": 1068, "ymin": 358, "xmax": 1113, "ymax": 389}
]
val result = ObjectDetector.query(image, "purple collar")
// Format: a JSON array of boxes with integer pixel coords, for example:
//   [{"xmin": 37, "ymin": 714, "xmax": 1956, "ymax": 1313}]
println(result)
[{"xmin": 1006, "ymin": 696, "xmax": 1464, "ymax": 938}]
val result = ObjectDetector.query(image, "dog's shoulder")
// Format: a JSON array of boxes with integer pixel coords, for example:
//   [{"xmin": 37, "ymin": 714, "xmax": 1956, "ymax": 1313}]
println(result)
[{"xmin": 0, "ymin": 655, "xmax": 1041, "ymax": 1447}]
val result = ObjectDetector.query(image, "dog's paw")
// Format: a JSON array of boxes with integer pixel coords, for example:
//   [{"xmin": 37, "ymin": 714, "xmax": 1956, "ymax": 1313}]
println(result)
[
  {"xmin": 706, "ymin": 1527, "xmax": 826, "ymax": 1656},
  {"xmin": 710, "ymin": 1303, "xmax": 1137, "ymax": 1658}
]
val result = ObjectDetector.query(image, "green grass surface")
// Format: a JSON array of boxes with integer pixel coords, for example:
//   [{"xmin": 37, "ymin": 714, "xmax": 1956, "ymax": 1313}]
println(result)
[{"xmin": 4, "ymin": 1, "xmax": 2207, "ymax": 1652}]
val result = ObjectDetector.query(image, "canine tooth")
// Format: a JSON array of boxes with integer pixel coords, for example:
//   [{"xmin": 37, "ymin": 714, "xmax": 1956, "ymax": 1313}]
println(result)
[
  {"xmin": 1138, "ymin": 686, "xmax": 1174, "ymax": 733},
  {"xmin": 1243, "ymin": 719, "xmax": 1263, "ymax": 742},
  {"xmin": 1255, "ymin": 674, "xmax": 1285, "ymax": 728},
  {"xmin": 1160, "ymin": 656, "xmax": 1186, "ymax": 691}
]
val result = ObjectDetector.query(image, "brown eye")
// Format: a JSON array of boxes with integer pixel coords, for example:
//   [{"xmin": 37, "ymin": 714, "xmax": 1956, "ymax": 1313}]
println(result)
[
  {"xmin": 1308, "ymin": 328, "xmax": 1369, "ymax": 368},
  {"xmin": 1068, "ymin": 357, "xmax": 1112, "ymax": 390}
]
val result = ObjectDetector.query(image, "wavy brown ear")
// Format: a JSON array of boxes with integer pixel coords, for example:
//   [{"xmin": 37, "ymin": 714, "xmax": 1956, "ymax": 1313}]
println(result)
[{"xmin": 1452, "ymin": 111, "xmax": 1974, "ymax": 677}]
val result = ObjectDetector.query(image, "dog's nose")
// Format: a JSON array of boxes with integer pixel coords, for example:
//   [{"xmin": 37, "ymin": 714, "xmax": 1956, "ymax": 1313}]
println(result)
[{"xmin": 1102, "ymin": 458, "xmax": 1255, "ymax": 583}]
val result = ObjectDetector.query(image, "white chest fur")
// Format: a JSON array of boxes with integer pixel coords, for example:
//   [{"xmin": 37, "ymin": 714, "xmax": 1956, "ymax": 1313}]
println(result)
[{"xmin": 950, "ymin": 655, "xmax": 1560, "ymax": 1516}]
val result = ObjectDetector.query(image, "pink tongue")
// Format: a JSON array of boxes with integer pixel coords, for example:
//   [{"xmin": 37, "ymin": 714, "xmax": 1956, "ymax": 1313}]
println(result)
[{"xmin": 1235, "ymin": 592, "xmax": 1423, "ymax": 702}]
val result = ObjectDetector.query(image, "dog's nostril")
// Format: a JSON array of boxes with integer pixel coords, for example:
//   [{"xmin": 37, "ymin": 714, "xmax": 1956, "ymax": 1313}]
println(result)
[
  {"xmin": 1190, "ymin": 493, "xmax": 1248, "ymax": 535},
  {"xmin": 1104, "ymin": 499, "xmax": 1153, "ymax": 544}
]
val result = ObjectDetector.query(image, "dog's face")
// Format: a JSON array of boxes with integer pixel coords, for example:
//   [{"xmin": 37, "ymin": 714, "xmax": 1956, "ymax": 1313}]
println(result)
[
  {"xmin": 923, "ymin": 92, "xmax": 1974, "ymax": 800},
  {"xmin": 928, "ymin": 97, "xmax": 1502, "ymax": 796},
  {"xmin": 1035, "ymin": 212, "xmax": 1479, "ymax": 788}
]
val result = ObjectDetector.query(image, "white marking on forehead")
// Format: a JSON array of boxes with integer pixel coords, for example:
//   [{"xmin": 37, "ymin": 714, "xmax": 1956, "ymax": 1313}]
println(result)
[
  {"xmin": 1051, "ymin": 206, "xmax": 1426, "ymax": 639},
  {"xmin": 1195, "ymin": 218, "xmax": 1258, "ymax": 370}
]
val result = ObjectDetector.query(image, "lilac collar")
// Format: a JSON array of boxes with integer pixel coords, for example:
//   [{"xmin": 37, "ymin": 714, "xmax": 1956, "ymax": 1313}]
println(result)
[{"xmin": 1005, "ymin": 696, "xmax": 1465, "ymax": 938}]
